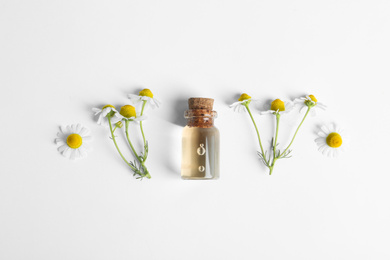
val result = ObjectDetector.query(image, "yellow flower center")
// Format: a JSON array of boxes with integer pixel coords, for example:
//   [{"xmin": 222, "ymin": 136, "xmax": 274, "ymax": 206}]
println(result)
[
  {"xmin": 238, "ymin": 93, "xmax": 251, "ymax": 101},
  {"xmin": 308, "ymin": 95, "xmax": 317, "ymax": 103},
  {"xmin": 66, "ymin": 134, "xmax": 82, "ymax": 149},
  {"xmin": 120, "ymin": 105, "xmax": 136, "ymax": 118},
  {"xmin": 102, "ymin": 104, "xmax": 115, "ymax": 110},
  {"xmin": 139, "ymin": 89, "xmax": 154, "ymax": 98},
  {"xmin": 326, "ymin": 132, "xmax": 342, "ymax": 148},
  {"xmin": 270, "ymin": 99, "xmax": 285, "ymax": 111}
]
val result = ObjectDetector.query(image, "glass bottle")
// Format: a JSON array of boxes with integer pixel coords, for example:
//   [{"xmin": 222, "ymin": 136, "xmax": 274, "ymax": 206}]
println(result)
[{"xmin": 181, "ymin": 98, "xmax": 220, "ymax": 180}]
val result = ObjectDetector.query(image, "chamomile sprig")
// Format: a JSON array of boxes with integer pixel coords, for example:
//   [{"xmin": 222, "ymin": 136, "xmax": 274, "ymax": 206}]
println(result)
[
  {"xmin": 128, "ymin": 89, "xmax": 160, "ymax": 162},
  {"xmin": 93, "ymin": 102, "xmax": 152, "ymax": 179},
  {"xmin": 230, "ymin": 93, "xmax": 267, "ymax": 165},
  {"xmin": 230, "ymin": 93, "xmax": 326, "ymax": 175}
]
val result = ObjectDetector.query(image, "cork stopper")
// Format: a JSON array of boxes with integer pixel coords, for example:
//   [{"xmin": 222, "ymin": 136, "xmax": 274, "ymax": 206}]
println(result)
[
  {"xmin": 188, "ymin": 98, "xmax": 214, "ymax": 110},
  {"xmin": 185, "ymin": 97, "xmax": 217, "ymax": 128}
]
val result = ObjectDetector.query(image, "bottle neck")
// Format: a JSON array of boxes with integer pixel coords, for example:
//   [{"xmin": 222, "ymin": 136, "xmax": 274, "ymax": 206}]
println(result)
[{"xmin": 185, "ymin": 109, "xmax": 217, "ymax": 128}]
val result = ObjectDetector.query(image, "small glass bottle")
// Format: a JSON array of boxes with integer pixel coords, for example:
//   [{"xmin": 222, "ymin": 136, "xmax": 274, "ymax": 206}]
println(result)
[{"xmin": 181, "ymin": 98, "xmax": 220, "ymax": 180}]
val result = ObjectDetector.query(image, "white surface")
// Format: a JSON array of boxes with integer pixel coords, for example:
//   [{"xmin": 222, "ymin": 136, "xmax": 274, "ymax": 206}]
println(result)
[{"xmin": 1, "ymin": 0, "xmax": 389, "ymax": 259}]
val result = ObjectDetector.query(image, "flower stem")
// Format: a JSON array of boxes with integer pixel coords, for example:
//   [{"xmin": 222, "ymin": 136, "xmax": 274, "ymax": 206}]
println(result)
[
  {"xmin": 139, "ymin": 100, "xmax": 148, "ymax": 161},
  {"xmin": 273, "ymin": 113, "xmax": 280, "ymax": 159},
  {"xmin": 279, "ymin": 106, "xmax": 311, "ymax": 158},
  {"xmin": 107, "ymin": 116, "xmax": 137, "ymax": 172},
  {"xmin": 140, "ymin": 101, "xmax": 147, "ymax": 143},
  {"xmin": 125, "ymin": 120, "xmax": 151, "ymax": 179},
  {"xmin": 245, "ymin": 104, "xmax": 265, "ymax": 156},
  {"xmin": 269, "ymin": 113, "xmax": 281, "ymax": 175}
]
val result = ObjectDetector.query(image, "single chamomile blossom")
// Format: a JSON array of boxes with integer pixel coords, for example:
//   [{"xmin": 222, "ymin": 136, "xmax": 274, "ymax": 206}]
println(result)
[
  {"xmin": 92, "ymin": 105, "xmax": 119, "ymax": 126},
  {"xmin": 294, "ymin": 94, "xmax": 326, "ymax": 116},
  {"xmin": 315, "ymin": 123, "xmax": 349, "ymax": 157},
  {"xmin": 260, "ymin": 98, "xmax": 294, "ymax": 115},
  {"xmin": 115, "ymin": 105, "xmax": 147, "ymax": 122},
  {"xmin": 229, "ymin": 93, "xmax": 254, "ymax": 112},
  {"xmin": 128, "ymin": 88, "xmax": 161, "ymax": 109},
  {"xmin": 55, "ymin": 124, "xmax": 92, "ymax": 160}
]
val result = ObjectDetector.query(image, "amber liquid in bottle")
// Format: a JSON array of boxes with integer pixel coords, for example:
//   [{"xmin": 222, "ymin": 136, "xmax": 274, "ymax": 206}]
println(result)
[{"xmin": 181, "ymin": 98, "xmax": 219, "ymax": 180}]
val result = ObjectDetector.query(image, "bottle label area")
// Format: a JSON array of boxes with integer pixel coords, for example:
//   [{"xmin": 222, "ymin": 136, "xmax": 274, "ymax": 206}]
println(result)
[{"xmin": 181, "ymin": 126, "xmax": 220, "ymax": 179}]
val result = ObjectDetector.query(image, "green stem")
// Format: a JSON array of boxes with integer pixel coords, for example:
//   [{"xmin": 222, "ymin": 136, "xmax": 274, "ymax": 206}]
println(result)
[
  {"xmin": 245, "ymin": 104, "xmax": 265, "ymax": 156},
  {"xmin": 107, "ymin": 116, "xmax": 136, "ymax": 171},
  {"xmin": 125, "ymin": 120, "xmax": 151, "ymax": 179},
  {"xmin": 273, "ymin": 113, "xmax": 280, "ymax": 159},
  {"xmin": 279, "ymin": 106, "xmax": 311, "ymax": 158},
  {"xmin": 140, "ymin": 100, "xmax": 147, "ymax": 148},
  {"xmin": 268, "ymin": 113, "xmax": 281, "ymax": 175}
]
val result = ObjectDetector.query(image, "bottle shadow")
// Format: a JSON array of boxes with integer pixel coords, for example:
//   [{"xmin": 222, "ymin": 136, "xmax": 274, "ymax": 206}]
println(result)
[
  {"xmin": 169, "ymin": 98, "xmax": 188, "ymax": 127},
  {"xmin": 156, "ymin": 97, "xmax": 189, "ymax": 177}
]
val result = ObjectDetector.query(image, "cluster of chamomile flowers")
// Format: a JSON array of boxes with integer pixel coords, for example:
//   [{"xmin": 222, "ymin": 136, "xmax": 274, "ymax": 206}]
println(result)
[
  {"xmin": 230, "ymin": 93, "xmax": 348, "ymax": 174},
  {"xmin": 92, "ymin": 88, "xmax": 160, "ymax": 179},
  {"xmin": 55, "ymin": 88, "xmax": 160, "ymax": 180}
]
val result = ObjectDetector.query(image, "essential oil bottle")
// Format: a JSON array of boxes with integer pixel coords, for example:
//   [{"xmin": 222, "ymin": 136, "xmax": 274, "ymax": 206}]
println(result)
[{"xmin": 181, "ymin": 98, "xmax": 220, "ymax": 180}]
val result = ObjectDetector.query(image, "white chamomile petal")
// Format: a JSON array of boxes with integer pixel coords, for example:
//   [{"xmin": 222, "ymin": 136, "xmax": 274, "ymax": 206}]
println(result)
[
  {"xmin": 62, "ymin": 147, "xmax": 71, "ymax": 158},
  {"xmin": 260, "ymin": 110, "xmax": 274, "ymax": 115},
  {"xmin": 55, "ymin": 124, "xmax": 92, "ymax": 160},
  {"xmin": 149, "ymin": 97, "xmax": 161, "ymax": 109},
  {"xmin": 285, "ymin": 101, "xmax": 294, "ymax": 111},
  {"xmin": 229, "ymin": 101, "xmax": 241, "ymax": 108},
  {"xmin": 321, "ymin": 125, "xmax": 330, "ymax": 134},
  {"xmin": 317, "ymin": 131, "xmax": 327, "ymax": 138},
  {"xmin": 235, "ymin": 104, "xmax": 247, "ymax": 113},
  {"xmin": 70, "ymin": 124, "xmax": 76, "ymax": 133},
  {"xmin": 79, "ymin": 147, "xmax": 87, "ymax": 158},
  {"xmin": 79, "ymin": 127, "xmax": 89, "ymax": 136},
  {"xmin": 57, "ymin": 144, "xmax": 68, "ymax": 153},
  {"xmin": 299, "ymin": 106, "xmax": 308, "ymax": 113},
  {"xmin": 316, "ymin": 102, "xmax": 327, "ymax": 110},
  {"xmin": 69, "ymin": 149, "xmax": 76, "ymax": 160},
  {"xmin": 92, "ymin": 108, "xmax": 101, "ymax": 115},
  {"xmin": 82, "ymin": 136, "xmax": 92, "ymax": 141},
  {"xmin": 75, "ymin": 124, "xmax": 81, "ymax": 133},
  {"xmin": 128, "ymin": 94, "xmax": 142, "ymax": 104},
  {"xmin": 229, "ymin": 101, "xmax": 248, "ymax": 113},
  {"xmin": 55, "ymin": 138, "xmax": 64, "ymax": 145},
  {"xmin": 60, "ymin": 125, "xmax": 67, "ymax": 134},
  {"xmin": 133, "ymin": 115, "xmax": 147, "ymax": 121}
]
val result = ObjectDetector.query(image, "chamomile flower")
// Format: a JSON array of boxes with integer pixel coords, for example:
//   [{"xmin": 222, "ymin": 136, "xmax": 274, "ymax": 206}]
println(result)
[
  {"xmin": 128, "ymin": 88, "xmax": 161, "ymax": 109},
  {"xmin": 315, "ymin": 124, "xmax": 349, "ymax": 157},
  {"xmin": 260, "ymin": 98, "xmax": 294, "ymax": 115},
  {"xmin": 229, "ymin": 93, "xmax": 253, "ymax": 112},
  {"xmin": 115, "ymin": 105, "xmax": 147, "ymax": 122},
  {"xmin": 55, "ymin": 124, "xmax": 92, "ymax": 160},
  {"xmin": 294, "ymin": 94, "xmax": 326, "ymax": 116},
  {"xmin": 92, "ymin": 104, "xmax": 119, "ymax": 126}
]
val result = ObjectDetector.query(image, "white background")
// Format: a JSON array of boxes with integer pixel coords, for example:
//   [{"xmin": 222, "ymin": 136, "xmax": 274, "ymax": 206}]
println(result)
[{"xmin": 1, "ymin": 0, "xmax": 389, "ymax": 259}]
